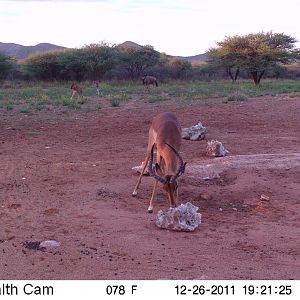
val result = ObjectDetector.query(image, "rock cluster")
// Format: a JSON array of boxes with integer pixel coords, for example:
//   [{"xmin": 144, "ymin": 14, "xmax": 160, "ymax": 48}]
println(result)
[{"xmin": 156, "ymin": 202, "xmax": 202, "ymax": 231}]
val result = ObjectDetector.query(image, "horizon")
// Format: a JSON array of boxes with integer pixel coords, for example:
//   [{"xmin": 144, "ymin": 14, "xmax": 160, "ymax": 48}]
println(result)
[
  {"xmin": 1, "ymin": 0, "xmax": 299, "ymax": 56},
  {"xmin": 0, "ymin": 40, "xmax": 209, "ymax": 58}
]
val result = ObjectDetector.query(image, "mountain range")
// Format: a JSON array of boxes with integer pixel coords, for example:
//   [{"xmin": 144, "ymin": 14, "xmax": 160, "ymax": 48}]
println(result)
[
  {"xmin": 0, "ymin": 41, "xmax": 207, "ymax": 62},
  {"xmin": 0, "ymin": 42, "xmax": 66, "ymax": 60}
]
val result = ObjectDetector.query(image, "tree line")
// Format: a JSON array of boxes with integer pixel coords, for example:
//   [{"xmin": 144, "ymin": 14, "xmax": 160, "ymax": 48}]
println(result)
[{"xmin": 1, "ymin": 32, "xmax": 299, "ymax": 84}]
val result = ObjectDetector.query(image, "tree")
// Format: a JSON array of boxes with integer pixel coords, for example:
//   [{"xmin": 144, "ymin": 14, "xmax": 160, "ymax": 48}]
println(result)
[
  {"xmin": 58, "ymin": 44, "xmax": 116, "ymax": 81},
  {"xmin": 267, "ymin": 64, "xmax": 287, "ymax": 79},
  {"xmin": 207, "ymin": 32, "xmax": 300, "ymax": 84},
  {"xmin": 23, "ymin": 51, "xmax": 62, "ymax": 80},
  {"xmin": 117, "ymin": 45, "xmax": 160, "ymax": 79},
  {"xmin": 58, "ymin": 49, "xmax": 88, "ymax": 81},
  {"xmin": 207, "ymin": 43, "xmax": 241, "ymax": 82},
  {"xmin": 169, "ymin": 58, "xmax": 192, "ymax": 79},
  {"xmin": 0, "ymin": 53, "xmax": 16, "ymax": 80},
  {"xmin": 81, "ymin": 42, "xmax": 117, "ymax": 80}
]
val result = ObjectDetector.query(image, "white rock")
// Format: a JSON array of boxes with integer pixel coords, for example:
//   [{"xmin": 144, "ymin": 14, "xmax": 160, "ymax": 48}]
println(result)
[
  {"xmin": 260, "ymin": 194, "xmax": 270, "ymax": 201},
  {"xmin": 132, "ymin": 161, "xmax": 154, "ymax": 175},
  {"xmin": 156, "ymin": 202, "xmax": 202, "ymax": 231},
  {"xmin": 206, "ymin": 140, "xmax": 229, "ymax": 157},
  {"xmin": 182, "ymin": 122, "xmax": 208, "ymax": 141},
  {"xmin": 39, "ymin": 240, "xmax": 61, "ymax": 248}
]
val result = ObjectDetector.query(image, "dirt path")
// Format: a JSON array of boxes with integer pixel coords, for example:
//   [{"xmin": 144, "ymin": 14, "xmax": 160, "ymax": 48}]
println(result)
[{"xmin": 0, "ymin": 96, "xmax": 299, "ymax": 279}]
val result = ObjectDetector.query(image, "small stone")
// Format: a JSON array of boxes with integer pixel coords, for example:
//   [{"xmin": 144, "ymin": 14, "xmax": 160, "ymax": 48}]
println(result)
[
  {"xmin": 39, "ymin": 240, "xmax": 61, "ymax": 248},
  {"xmin": 199, "ymin": 193, "xmax": 212, "ymax": 200},
  {"xmin": 260, "ymin": 194, "xmax": 270, "ymax": 201}
]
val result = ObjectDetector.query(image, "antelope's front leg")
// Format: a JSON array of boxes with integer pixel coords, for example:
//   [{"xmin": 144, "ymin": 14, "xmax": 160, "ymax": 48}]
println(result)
[
  {"xmin": 148, "ymin": 179, "xmax": 158, "ymax": 213},
  {"xmin": 132, "ymin": 158, "xmax": 149, "ymax": 197},
  {"xmin": 166, "ymin": 183, "xmax": 176, "ymax": 209}
]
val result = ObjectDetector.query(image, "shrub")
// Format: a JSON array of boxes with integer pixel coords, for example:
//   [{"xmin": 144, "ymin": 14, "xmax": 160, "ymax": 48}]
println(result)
[{"xmin": 225, "ymin": 91, "xmax": 248, "ymax": 102}]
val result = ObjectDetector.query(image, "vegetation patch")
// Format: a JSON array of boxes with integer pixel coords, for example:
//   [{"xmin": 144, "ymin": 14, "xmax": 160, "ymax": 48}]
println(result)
[
  {"xmin": 225, "ymin": 91, "xmax": 248, "ymax": 102},
  {"xmin": 147, "ymin": 94, "xmax": 166, "ymax": 103},
  {"xmin": 0, "ymin": 80, "xmax": 300, "ymax": 114}
]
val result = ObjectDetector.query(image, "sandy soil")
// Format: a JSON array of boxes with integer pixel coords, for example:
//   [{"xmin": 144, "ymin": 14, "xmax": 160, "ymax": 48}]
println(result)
[{"xmin": 0, "ymin": 95, "xmax": 299, "ymax": 280}]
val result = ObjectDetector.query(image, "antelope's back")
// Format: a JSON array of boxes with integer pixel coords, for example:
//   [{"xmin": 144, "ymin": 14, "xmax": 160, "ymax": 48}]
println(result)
[{"xmin": 151, "ymin": 112, "xmax": 181, "ymax": 149}]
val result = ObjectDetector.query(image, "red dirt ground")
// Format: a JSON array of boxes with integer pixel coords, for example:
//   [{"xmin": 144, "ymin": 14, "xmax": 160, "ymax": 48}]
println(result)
[{"xmin": 0, "ymin": 96, "xmax": 299, "ymax": 280}]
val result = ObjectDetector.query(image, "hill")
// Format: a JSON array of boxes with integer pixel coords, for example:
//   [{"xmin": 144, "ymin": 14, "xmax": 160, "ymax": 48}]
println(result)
[
  {"xmin": 117, "ymin": 41, "xmax": 207, "ymax": 62},
  {"xmin": 118, "ymin": 41, "xmax": 142, "ymax": 48},
  {"xmin": 182, "ymin": 53, "xmax": 207, "ymax": 63},
  {"xmin": 0, "ymin": 40, "xmax": 207, "ymax": 62},
  {"xmin": 0, "ymin": 42, "xmax": 65, "ymax": 60}
]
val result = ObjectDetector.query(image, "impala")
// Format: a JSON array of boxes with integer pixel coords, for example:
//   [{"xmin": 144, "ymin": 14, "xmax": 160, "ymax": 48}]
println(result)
[
  {"xmin": 132, "ymin": 112, "xmax": 186, "ymax": 213},
  {"xmin": 70, "ymin": 83, "xmax": 83, "ymax": 99}
]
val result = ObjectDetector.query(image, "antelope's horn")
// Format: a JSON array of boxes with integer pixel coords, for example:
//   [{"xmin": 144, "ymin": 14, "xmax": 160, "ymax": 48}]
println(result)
[
  {"xmin": 165, "ymin": 143, "xmax": 187, "ymax": 183},
  {"xmin": 148, "ymin": 144, "xmax": 167, "ymax": 184}
]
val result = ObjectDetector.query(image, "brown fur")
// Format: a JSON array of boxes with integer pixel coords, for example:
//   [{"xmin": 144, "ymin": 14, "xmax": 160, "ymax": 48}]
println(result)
[
  {"xmin": 132, "ymin": 112, "xmax": 186, "ymax": 213},
  {"xmin": 70, "ymin": 84, "xmax": 83, "ymax": 99},
  {"xmin": 142, "ymin": 75, "xmax": 158, "ymax": 87}
]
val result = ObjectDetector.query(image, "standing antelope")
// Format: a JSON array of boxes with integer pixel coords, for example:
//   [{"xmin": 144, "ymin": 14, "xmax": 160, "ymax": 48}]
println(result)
[
  {"xmin": 142, "ymin": 75, "xmax": 158, "ymax": 87},
  {"xmin": 70, "ymin": 83, "xmax": 83, "ymax": 99},
  {"xmin": 95, "ymin": 81, "xmax": 101, "ymax": 97},
  {"xmin": 132, "ymin": 112, "xmax": 186, "ymax": 213}
]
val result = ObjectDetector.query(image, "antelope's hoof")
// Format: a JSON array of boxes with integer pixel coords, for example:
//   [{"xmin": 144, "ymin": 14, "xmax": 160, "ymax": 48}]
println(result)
[
  {"xmin": 132, "ymin": 191, "xmax": 137, "ymax": 197},
  {"xmin": 147, "ymin": 209, "xmax": 153, "ymax": 214}
]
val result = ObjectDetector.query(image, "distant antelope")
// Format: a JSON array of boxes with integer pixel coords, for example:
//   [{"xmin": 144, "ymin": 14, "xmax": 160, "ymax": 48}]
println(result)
[
  {"xmin": 142, "ymin": 75, "xmax": 158, "ymax": 87},
  {"xmin": 70, "ymin": 83, "xmax": 83, "ymax": 99},
  {"xmin": 132, "ymin": 112, "xmax": 187, "ymax": 213},
  {"xmin": 95, "ymin": 81, "xmax": 101, "ymax": 97}
]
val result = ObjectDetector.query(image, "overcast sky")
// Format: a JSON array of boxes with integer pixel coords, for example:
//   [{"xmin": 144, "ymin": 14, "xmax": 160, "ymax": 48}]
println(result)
[{"xmin": 1, "ymin": 0, "xmax": 299, "ymax": 56}]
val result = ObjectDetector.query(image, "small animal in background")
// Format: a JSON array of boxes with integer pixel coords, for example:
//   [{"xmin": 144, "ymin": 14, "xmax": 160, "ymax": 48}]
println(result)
[
  {"xmin": 142, "ymin": 75, "xmax": 158, "ymax": 87},
  {"xmin": 95, "ymin": 81, "xmax": 101, "ymax": 97},
  {"xmin": 70, "ymin": 83, "xmax": 83, "ymax": 99}
]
